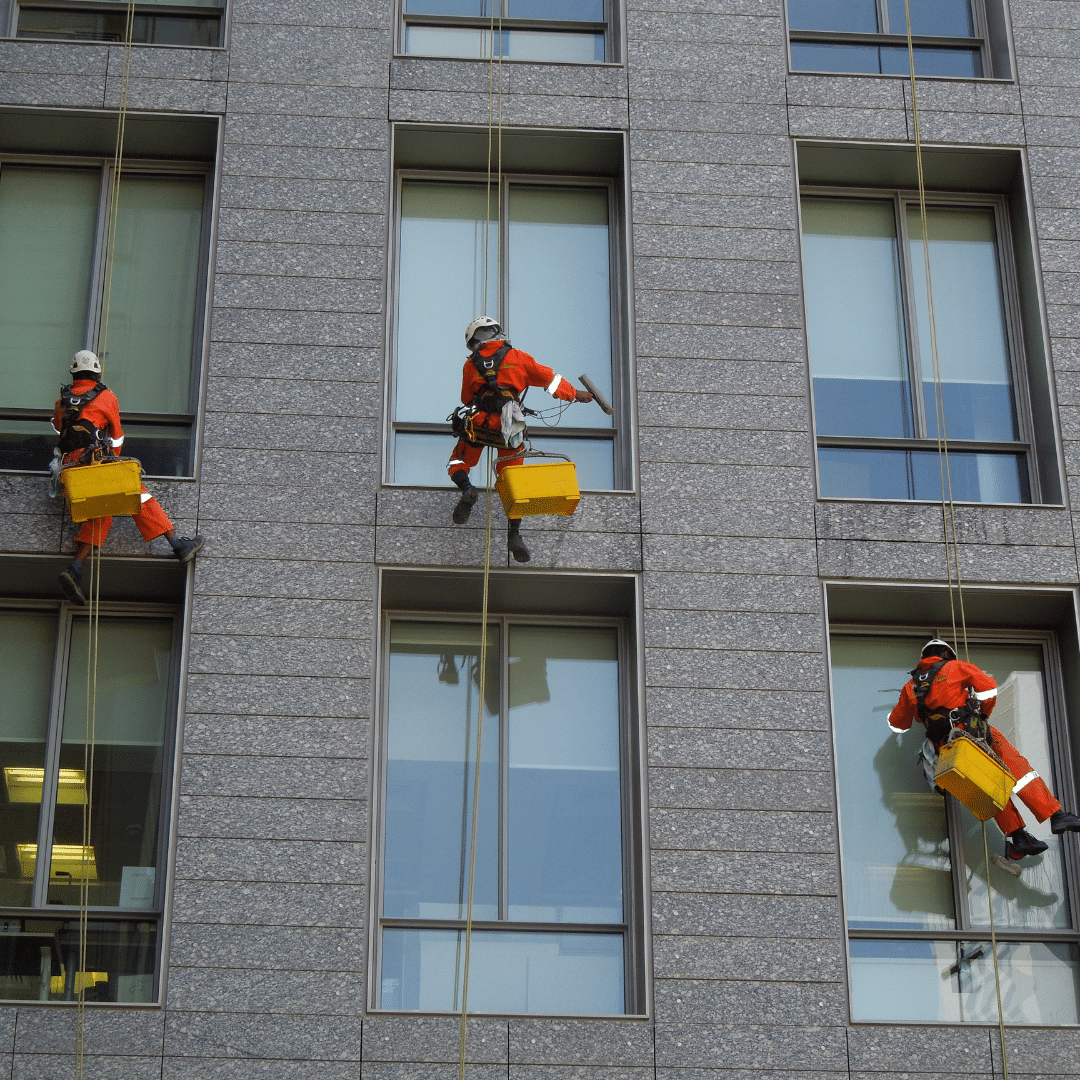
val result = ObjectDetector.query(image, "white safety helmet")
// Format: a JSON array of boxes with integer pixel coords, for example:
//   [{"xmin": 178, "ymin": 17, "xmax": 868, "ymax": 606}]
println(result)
[
  {"xmin": 70, "ymin": 350, "xmax": 101, "ymax": 377},
  {"xmin": 921, "ymin": 638, "xmax": 956, "ymax": 660},
  {"xmin": 465, "ymin": 316, "xmax": 502, "ymax": 348}
]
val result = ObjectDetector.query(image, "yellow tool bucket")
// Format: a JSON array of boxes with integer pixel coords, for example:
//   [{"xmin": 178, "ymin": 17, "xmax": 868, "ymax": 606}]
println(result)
[
  {"xmin": 495, "ymin": 461, "xmax": 580, "ymax": 519},
  {"xmin": 61, "ymin": 460, "xmax": 142, "ymax": 522},
  {"xmin": 934, "ymin": 737, "xmax": 1015, "ymax": 821}
]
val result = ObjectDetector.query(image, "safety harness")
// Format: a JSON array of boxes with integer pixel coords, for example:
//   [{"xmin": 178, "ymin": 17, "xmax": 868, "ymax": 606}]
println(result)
[
  {"xmin": 56, "ymin": 382, "xmax": 109, "ymax": 454},
  {"xmin": 449, "ymin": 343, "xmax": 529, "ymax": 450},
  {"xmin": 911, "ymin": 656, "xmax": 987, "ymax": 746}
]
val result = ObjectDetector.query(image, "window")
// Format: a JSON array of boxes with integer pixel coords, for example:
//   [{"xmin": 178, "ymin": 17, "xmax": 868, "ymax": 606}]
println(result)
[
  {"xmin": 375, "ymin": 615, "xmax": 637, "ymax": 1014},
  {"xmin": 830, "ymin": 629, "xmax": 1080, "ymax": 1024},
  {"xmin": 0, "ymin": 158, "xmax": 211, "ymax": 477},
  {"xmin": 388, "ymin": 172, "xmax": 625, "ymax": 489},
  {"xmin": 0, "ymin": 603, "xmax": 179, "ymax": 1004},
  {"xmin": 5, "ymin": 0, "xmax": 224, "ymax": 47},
  {"xmin": 800, "ymin": 190, "xmax": 1037, "ymax": 503},
  {"xmin": 788, "ymin": 0, "xmax": 999, "ymax": 78},
  {"xmin": 400, "ymin": 1, "xmax": 611, "ymax": 63}
]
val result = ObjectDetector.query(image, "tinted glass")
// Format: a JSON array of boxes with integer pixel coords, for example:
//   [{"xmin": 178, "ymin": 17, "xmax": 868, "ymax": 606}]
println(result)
[
  {"xmin": 792, "ymin": 42, "xmax": 981, "ymax": 76},
  {"xmin": 787, "ymin": 0, "xmax": 878, "ymax": 32},
  {"xmin": 886, "ymin": 0, "xmax": 973, "ymax": 37},
  {"xmin": 0, "ymin": 419, "xmax": 61, "ymax": 473},
  {"xmin": 526, "ymin": 435, "xmax": 614, "ymax": 489},
  {"xmin": 908, "ymin": 207, "xmax": 1017, "ymax": 442},
  {"xmin": 0, "ymin": 168, "xmax": 98, "ymax": 411},
  {"xmin": 381, "ymin": 928, "xmax": 624, "ymax": 1013},
  {"xmin": 384, "ymin": 623, "xmax": 499, "ymax": 921},
  {"xmin": 802, "ymin": 198, "xmax": 912, "ymax": 439},
  {"xmin": 818, "ymin": 447, "xmax": 1029, "ymax": 503},
  {"xmin": 0, "ymin": 612, "xmax": 57, "ymax": 908},
  {"xmin": 406, "ymin": 25, "xmax": 604, "ymax": 59},
  {"xmin": 48, "ymin": 618, "xmax": 172, "ymax": 908},
  {"xmin": 18, "ymin": 9, "xmax": 220, "ymax": 46},
  {"xmin": 790, "ymin": 41, "xmax": 880, "ymax": 73},
  {"xmin": 831, "ymin": 635, "xmax": 956, "ymax": 931},
  {"xmin": 405, "ymin": 0, "xmax": 604, "ymax": 18},
  {"xmin": 508, "ymin": 627, "xmax": 621, "ymax": 923}
]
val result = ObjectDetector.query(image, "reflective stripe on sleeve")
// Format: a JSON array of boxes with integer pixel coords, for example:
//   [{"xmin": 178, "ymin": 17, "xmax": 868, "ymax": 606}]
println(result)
[
  {"xmin": 546, "ymin": 374, "xmax": 564, "ymax": 395},
  {"xmin": 140, "ymin": 492, "xmax": 152, "ymax": 503},
  {"xmin": 448, "ymin": 459, "xmax": 466, "ymax": 467},
  {"xmin": 1012, "ymin": 769, "xmax": 1039, "ymax": 793},
  {"xmin": 109, "ymin": 435, "xmax": 124, "ymax": 447},
  {"xmin": 974, "ymin": 687, "xmax": 997, "ymax": 701}
]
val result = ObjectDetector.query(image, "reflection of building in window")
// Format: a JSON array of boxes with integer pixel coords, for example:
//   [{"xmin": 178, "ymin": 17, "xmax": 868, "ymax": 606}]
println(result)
[
  {"xmin": 830, "ymin": 631, "xmax": 1080, "ymax": 1024},
  {"xmin": 376, "ymin": 618, "xmax": 637, "ymax": 1014},
  {"xmin": 401, "ymin": 1, "xmax": 610, "ymax": 63},
  {"xmin": 389, "ymin": 176, "xmax": 622, "ymax": 489},
  {"xmin": 800, "ymin": 192, "xmax": 1036, "ymax": 503},
  {"xmin": 10, "ymin": 1, "xmax": 225, "ymax": 47},
  {"xmin": 0, "ymin": 159, "xmax": 211, "ymax": 477},
  {"xmin": 0, "ymin": 606, "xmax": 178, "ymax": 1004},
  {"xmin": 787, "ymin": 0, "xmax": 994, "ymax": 77}
]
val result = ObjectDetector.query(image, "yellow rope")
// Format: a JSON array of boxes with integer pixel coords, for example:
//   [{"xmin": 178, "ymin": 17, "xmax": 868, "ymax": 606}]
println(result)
[{"xmin": 902, "ymin": 5, "xmax": 1005, "ymax": 1072}]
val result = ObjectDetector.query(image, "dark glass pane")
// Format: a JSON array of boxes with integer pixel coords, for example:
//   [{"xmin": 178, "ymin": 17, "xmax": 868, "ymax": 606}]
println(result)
[
  {"xmin": 790, "ymin": 41, "xmax": 881, "ymax": 73},
  {"xmin": 0, "ymin": 420, "xmax": 58, "ymax": 472},
  {"xmin": 123, "ymin": 425, "xmax": 192, "ymax": 478},
  {"xmin": 818, "ymin": 447, "xmax": 1029, "ymax": 503},
  {"xmin": 18, "ymin": 9, "xmax": 220, "ymax": 46},
  {"xmin": 405, "ymin": 0, "xmax": 604, "ymax": 17},
  {"xmin": 787, "ymin": 0, "xmax": 878, "ymax": 32},
  {"xmin": 813, "ymin": 379, "xmax": 912, "ymax": 439},
  {"xmin": 880, "ymin": 44, "xmax": 981, "ymax": 77},
  {"xmin": 0, "ymin": 918, "xmax": 157, "ymax": 1003},
  {"xmin": 886, "ymin": 0, "xmax": 973, "ymax": 38}
]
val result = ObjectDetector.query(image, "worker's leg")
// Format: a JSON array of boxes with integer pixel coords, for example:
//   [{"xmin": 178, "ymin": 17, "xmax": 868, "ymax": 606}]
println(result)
[
  {"xmin": 494, "ymin": 447, "xmax": 529, "ymax": 563},
  {"xmin": 133, "ymin": 486, "xmax": 205, "ymax": 562},
  {"xmin": 988, "ymin": 726, "xmax": 1061, "ymax": 822},
  {"xmin": 59, "ymin": 518, "xmax": 111, "ymax": 605},
  {"xmin": 449, "ymin": 440, "xmax": 483, "ymax": 525}
]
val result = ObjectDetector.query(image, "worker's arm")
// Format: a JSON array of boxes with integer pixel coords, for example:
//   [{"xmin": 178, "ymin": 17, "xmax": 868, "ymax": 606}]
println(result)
[
  {"xmin": 958, "ymin": 660, "xmax": 998, "ymax": 717},
  {"xmin": 101, "ymin": 390, "xmax": 125, "ymax": 456},
  {"xmin": 520, "ymin": 353, "xmax": 578, "ymax": 402},
  {"xmin": 888, "ymin": 683, "xmax": 916, "ymax": 732},
  {"xmin": 460, "ymin": 362, "xmax": 483, "ymax": 406},
  {"xmin": 51, "ymin": 396, "xmax": 64, "ymax": 434}
]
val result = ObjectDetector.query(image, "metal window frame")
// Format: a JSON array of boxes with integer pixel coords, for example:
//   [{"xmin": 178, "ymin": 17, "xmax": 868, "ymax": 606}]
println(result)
[
  {"xmin": 0, "ymin": 599, "xmax": 183, "ymax": 1006},
  {"xmin": 826, "ymin": 622, "xmax": 1080, "ymax": 1023},
  {"xmin": 11, "ymin": 0, "xmax": 225, "ymax": 48},
  {"xmin": 397, "ymin": 0, "xmax": 615, "ymax": 63},
  {"xmin": 0, "ymin": 153, "xmax": 214, "ymax": 479},
  {"xmin": 369, "ymin": 609, "xmax": 642, "ymax": 1016},
  {"xmin": 799, "ymin": 184, "xmax": 1040, "ymax": 505},
  {"xmin": 384, "ymin": 168, "xmax": 628, "ymax": 491}
]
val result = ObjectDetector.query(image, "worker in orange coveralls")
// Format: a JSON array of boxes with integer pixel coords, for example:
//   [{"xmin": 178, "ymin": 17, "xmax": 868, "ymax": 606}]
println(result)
[
  {"xmin": 889, "ymin": 639, "xmax": 1080, "ymax": 861},
  {"xmin": 51, "ymin": 350, "xmax": 205, "ymax": 605},
  {"xmin": 448, "ymin": 316, "xmax": 592, "ymax": 564}
]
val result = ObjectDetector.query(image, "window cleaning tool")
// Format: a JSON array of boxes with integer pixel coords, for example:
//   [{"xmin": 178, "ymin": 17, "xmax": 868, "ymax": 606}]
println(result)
[{"xmin": 579, "ymin": 374, "xmax": 613, "ymax": 415}]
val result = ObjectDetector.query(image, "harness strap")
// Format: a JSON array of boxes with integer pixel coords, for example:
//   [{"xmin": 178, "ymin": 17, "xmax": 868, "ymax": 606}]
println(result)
[{"xmin": 470, "ymin": 344, "xmax": 518, "ymax": 413}]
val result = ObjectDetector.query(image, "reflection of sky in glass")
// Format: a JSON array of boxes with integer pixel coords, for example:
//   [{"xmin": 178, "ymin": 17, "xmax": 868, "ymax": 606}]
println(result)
[{"xmin": 788, "ymin": 0, "xmax": 878, "ymax": 32}]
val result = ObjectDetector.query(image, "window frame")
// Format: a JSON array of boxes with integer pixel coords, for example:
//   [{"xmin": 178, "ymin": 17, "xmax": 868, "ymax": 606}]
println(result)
[
  {"xmin": 799, "ymin": 184, "xmax": 1040, "ymax": 505},
  {"xmin": 385, "ymin": 167, "xmax": 629, "ymax": 491},
  {"xmin": 786, "ymin": 0, "xmax": 992, "ymax": 79},
  {"xmin": 397, "ymin": 0, "xmax": 615, "ymax": 64},
  {"xmin": 0, "ymin": 597, "xmax": 183, "ymax": 1005},
  {"xmin": 4, "ymin": 0, "xmax": 226, "ymax": 48},
  {"xmin": 0, "ymin": 153, "xmax": 215, "ymax": 480},
  {"xmin": 370, "ymin": 608, "xmax": 643, "ymax": 1016},
  {"xmin": 827, "ymin": 621, "xmax": 1080, "ymax": 1023}
]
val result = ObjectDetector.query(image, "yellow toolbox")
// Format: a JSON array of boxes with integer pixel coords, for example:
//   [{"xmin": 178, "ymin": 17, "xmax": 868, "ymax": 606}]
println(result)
[
  {"xmin": 935, "ymin": 736, "xmax": 1015, "ymax": 821},
  {"xmin": 495, "ymin": 462, "xmax": 580, "ymax": 519},
  {"xmin": 61, "ymin": 460, "xmax": 142, "ymax": 522}
]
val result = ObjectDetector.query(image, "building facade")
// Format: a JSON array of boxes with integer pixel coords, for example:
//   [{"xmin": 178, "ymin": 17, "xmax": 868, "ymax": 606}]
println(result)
[{"xmin": 1, "ymin": 0, "xmax": 1079, "ymax": 1074}]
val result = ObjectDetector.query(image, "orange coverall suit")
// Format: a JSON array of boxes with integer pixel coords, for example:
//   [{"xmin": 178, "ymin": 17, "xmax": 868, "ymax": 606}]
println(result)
[
  {"xmin": 447, "ymin": 340, "xmax": 578, "ymax": 479},
  {"xmin": 52, "ymin": 378, "xmax": 173, "ymax": 546},
  {"xmin": 889, "ymin": 655, "xmax": 1061, "ymax": 835}
]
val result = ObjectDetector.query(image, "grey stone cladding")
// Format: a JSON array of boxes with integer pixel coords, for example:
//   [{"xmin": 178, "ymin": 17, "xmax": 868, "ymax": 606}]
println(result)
[{"xmin": 2, "ymin": 0, "xmax": 1080, "ymax": 1075}]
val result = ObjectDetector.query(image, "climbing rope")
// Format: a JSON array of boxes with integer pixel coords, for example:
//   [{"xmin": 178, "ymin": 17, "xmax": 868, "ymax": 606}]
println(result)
[{"xmin": 901, "ymin": 4, "xmax": 1007, "ymax": 1072}]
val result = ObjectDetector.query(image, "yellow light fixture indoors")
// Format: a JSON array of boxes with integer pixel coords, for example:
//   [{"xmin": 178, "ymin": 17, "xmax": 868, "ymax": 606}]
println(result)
[
  {"xmin": 4, "ymin": 768, "xmax": 88, "ymax": 805},
  {"xmin": 17, "ymin": 844, "xmax": 98, "ymax": 881}
]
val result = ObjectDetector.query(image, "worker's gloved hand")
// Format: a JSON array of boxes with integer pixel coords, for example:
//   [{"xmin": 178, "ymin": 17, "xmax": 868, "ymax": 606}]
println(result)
[{"xmin": 575, "ymin": 389, "xmax": 594, "ymax": 403}]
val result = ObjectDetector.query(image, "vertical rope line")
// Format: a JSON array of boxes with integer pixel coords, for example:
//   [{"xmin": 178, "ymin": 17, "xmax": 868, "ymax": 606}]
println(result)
[
  {"xmin": 458, "ymin": 449, "xmax": 495, "ymax": 1080},
  {"xmin": 496, "ymin": 2, "xmax": 504, "ymax": 306},
  {"xmin": 483, "ymin": 0, "xmax": 497, "ymax": 313},
  {"xmin": 982, "ymin": 823, "xmax": 1010, "ymax": 1080}
]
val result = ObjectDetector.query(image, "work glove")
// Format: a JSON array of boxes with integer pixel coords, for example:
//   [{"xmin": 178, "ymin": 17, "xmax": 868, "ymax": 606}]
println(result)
[{"xmin": 575, "ymin": 389, "xmax": 594, "ymax": 403}]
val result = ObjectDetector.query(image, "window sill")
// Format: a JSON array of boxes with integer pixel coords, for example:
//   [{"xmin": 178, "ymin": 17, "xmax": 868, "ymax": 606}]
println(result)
[
  {"xmin": 367, "ymin": 1007, "xmax": 649, "ymax": 1020},
  {"xmin": 392, "ymin": 52, "xmax": 623, "ymax": 68},
  {"xmin": 0, "ymin": 467, "xmax": 197, "ymax": 482},
  {"xmin": 815, "ymin": 494, "xmax": 1063, "ymax": 510},
  {"xmin": 3, "ymin": 35, "xmax": 225, "ymax": 50},
  {"xmin": 787, "ymin": 67, "xmax": 1013, "ymax": 84},
  {"xmin": 382, "ymin": 481, "xmax": 635, "ymax": 496}
]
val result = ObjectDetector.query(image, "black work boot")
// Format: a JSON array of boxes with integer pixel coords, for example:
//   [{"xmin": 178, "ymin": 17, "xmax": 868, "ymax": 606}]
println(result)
[
  {"xmin": 451, "ymin": 469, "xmax": 479, "ymax": 525},
  {"xmin": 1006, "ymin": 828, "xmax": 1048, "ymax": 860},
  {"xmin": 507, "ymin": 519, "xmax": 530, "ymax": 563},
  {"xmin": 58, "ymin": 561, "xmax": 86, "ymax": 606},
  {"xmin": 169, "ymin": 536, "xmax": 205, "ymax": 564},
  {"xmin": 1051, "ymin": 810, "xmax": 1080, "ymax": 834}
]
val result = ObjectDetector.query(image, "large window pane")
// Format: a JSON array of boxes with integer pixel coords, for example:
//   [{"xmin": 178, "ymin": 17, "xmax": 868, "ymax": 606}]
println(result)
[
  {"xmin": 0, "ymin": 168, "xmax": 99, "ymax": 411},
  {"xmin": 802, "ymin": 198, "xmax": 912, "ymax": 439},
  {"xmin": 0, "ymin": 612, "xmax": 57, "ymax": 908},
  {"xmin": 831, "ymin": 636, "xmax": 956, "ymax": 931},
  {"xmin": 886, "ymin": 0, "xmax": 973, "ymax": 37},
  {"xmin": 508, "ymin": 186, "xmax": 613, "ymax": 431},
  {"xmin": 508, "ymin": 626, "xmax": 621, "ymax": 923},
  {"xmin": 18, "ymin": 8, "xmax": 220, "ymax": 46},
  {"xmin": 908, "ymin": 207, "xmax": 1018, "ymax": 442},
  {"xmin": 879, "ymin": 45, "xmax": 981, "ymax": 77},
  {"xmin": 406, "ymin": 25, "xmax": 603, "ymax": 60},
  {"xmin": 404, "ymin": 0, "xmax": 604, "ymax": 19},
  {"xmin": 788, "ymin": 0, "xmax": 878, "ymax": 32},
  {"xmin": 385, "ymin": 623, "xmax": 499, "ymax": 921},
  {"xmin": 105, "ymin": 176, "xmax": 204, "ymax": 416},
  {"xmin": 48, "ymin": 618, "xmax": 172, "ymax": 908},
  {"xmin": 381, "ymin": 928, "xmax": 624, "ymax": 1013}
]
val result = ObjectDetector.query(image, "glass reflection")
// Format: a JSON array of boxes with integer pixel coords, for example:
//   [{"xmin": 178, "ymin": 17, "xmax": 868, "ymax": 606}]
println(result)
[
  {"xmin": 381, "ymin": 928, "xmax": 624, "ymax": 1013},
  {"xmin": 385, "ymin": 623, "xmax": 499, "ymax": 921},
  {"xmin": 508, "ymin": 626, "xmax": 622, "ymax": 923},
  {"xmin": 0, "ymin": 613, "xmax": 57, "ymax": 908},
  {"xmin": 48, "ymin": 619, "xmax": 172, "ymax": 908},
  {"xmin": 406, "ymin": 25, "xmax": 604, "ymax": 61},
  {"xmin": 886, "ymin": 0, "xmax": 973, "ymax": 37},
  {"xmin": 791, "ymin": 42, "xmax": 981, "ymax": 76},
  {"xmin": 405, "ymin": 0, "xmax": 604, "ymax": 17},
  {"xmin": 788, "ymin": 0, "xmax": 878, "ymax": 32}
]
